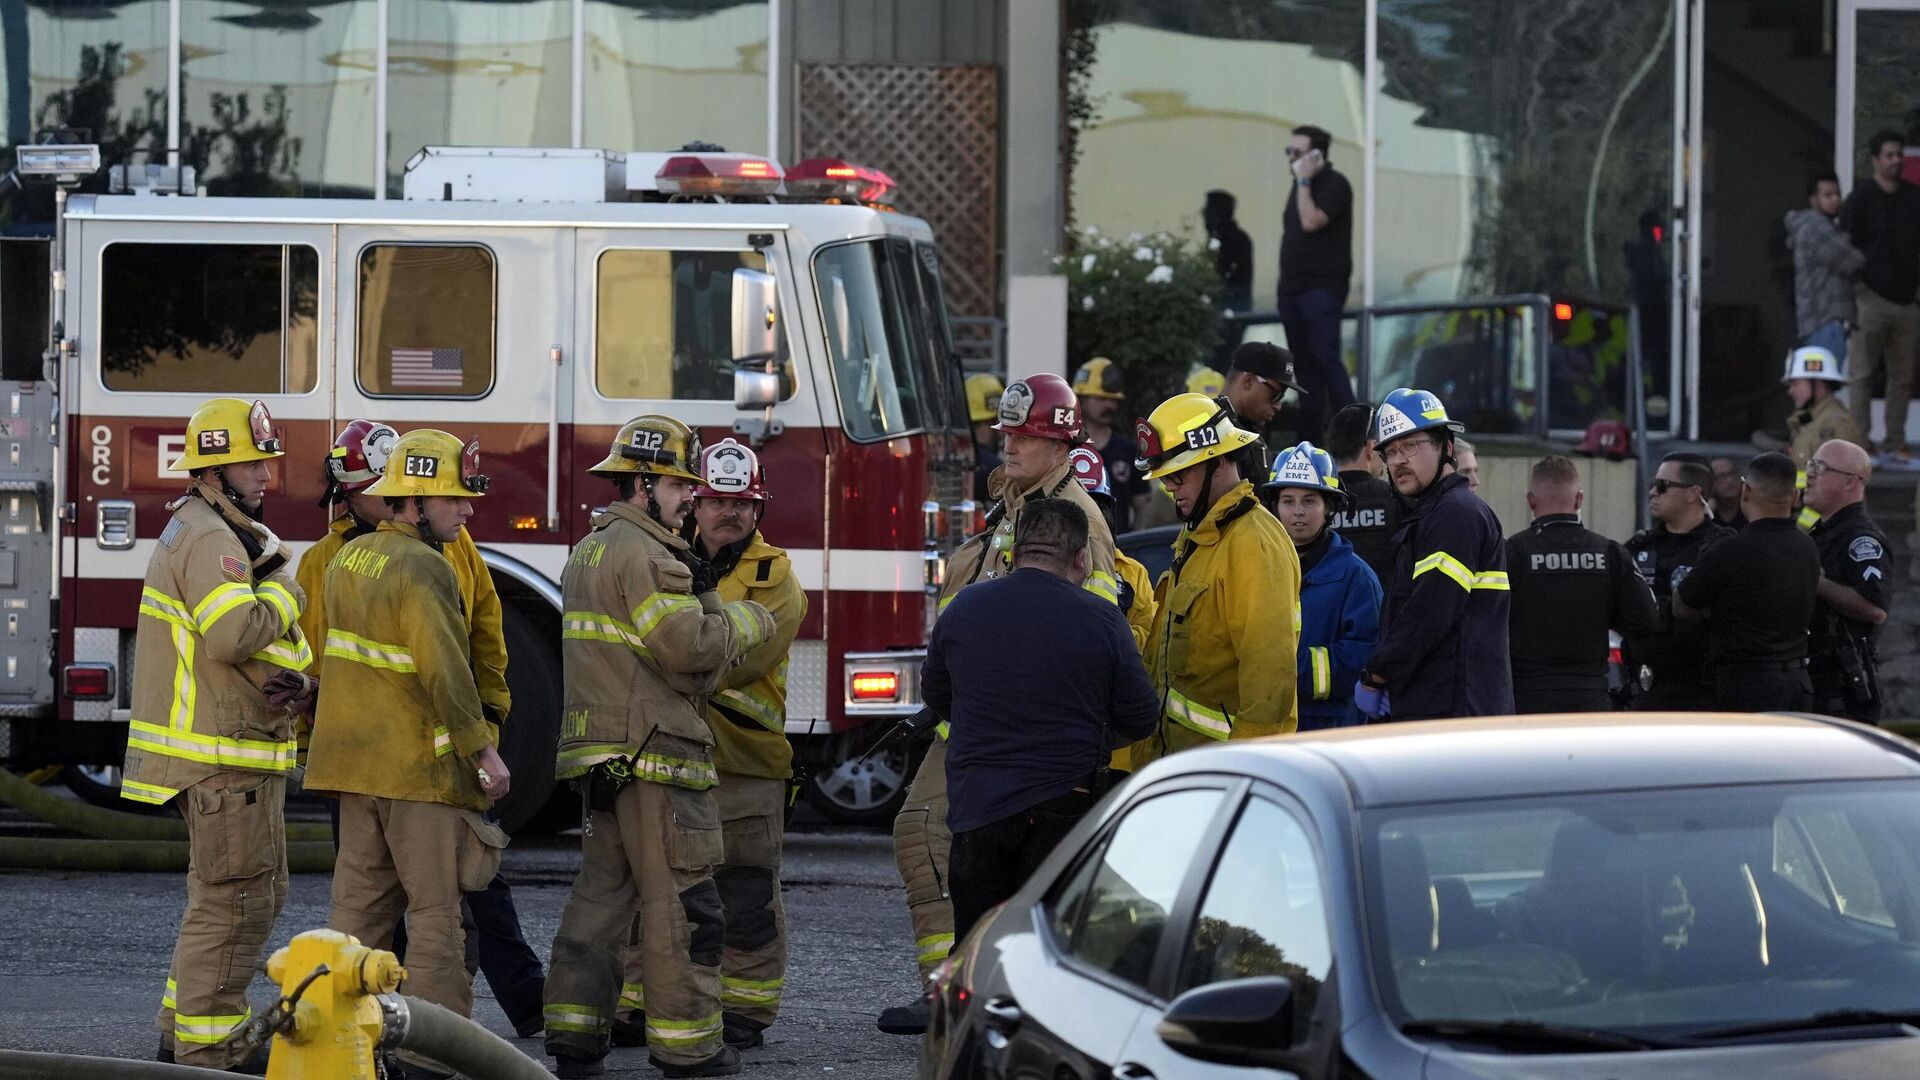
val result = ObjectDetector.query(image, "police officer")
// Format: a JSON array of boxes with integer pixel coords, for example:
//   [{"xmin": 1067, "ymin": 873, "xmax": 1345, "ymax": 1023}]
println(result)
[
  {"xmin": 542, "ymin": 416, "xmax": 774, "ymax": 1079},
  {"xmin": 613, "ymin": 439, "xmax": 807, "ymax": 1052},
  {"xmin": 880, "ymin": 372, "xmax": 1118, "ymax": 1036},
  {"xmin": 1355, "ymin": 388, "xmax": 1513, "ymax": 721},
  {"xmin": 1323, "ymin": 401, "xmax": 1397, "ymax": 579},
  {"xmin": 1624, "ymin": 452, "xmax": 1733, "ymax": 710},
  {"xmin": 128, "ymin": 398, "xmax": 307, "ymax": 1073},
  {"xmin": 1216, "ymin": 341, "xmax": 1307, "ymax": 485},
  {"xmin": 1803, "ymin": 439, "xmax": 1891, "ymax": 722},
  {"xmin": 308, "ymin": 429, "xmax": 512, "ymax": 1077},
  {"xmin": 1504, "ymin": 455, "xmax": 1659, "ymax": 713},
  {"xmin": 1674, "ymin": 452, "xmax": 1820, "ymax": 712},
  {"xmin": 1133, "ymin": 392, "xmax": 1300, "ymax": 759}
]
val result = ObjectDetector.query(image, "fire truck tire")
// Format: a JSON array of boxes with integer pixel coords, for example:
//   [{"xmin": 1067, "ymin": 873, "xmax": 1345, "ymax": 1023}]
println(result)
[
  {"xmin": 801, "ymin": 730, "xmax": 921, "ymax": 827},
  {"xmin": 491, "ymin": 601, "xmax": 561, "ymax": 836}
]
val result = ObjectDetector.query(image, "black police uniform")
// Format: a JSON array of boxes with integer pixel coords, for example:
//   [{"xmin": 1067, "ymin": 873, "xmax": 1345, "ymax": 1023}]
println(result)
[
  {"xmin": 1674, "ymin": 517, "xmax": 1820, "ymax": 712},
  {"xmin": 1808, "ymin": 501, "xmax": 1891, "ymax": 724},
  {"xmin": 1624, "ymin": 519, "xmax": 1734, "ymax": 709},
  {"xmin": 1095, "ymin": 429, "xmax": 1145, "ymax": 534},
  {"xmin": 1370, "ymin": 472, "xmax": 1514, "ymax": 720},
  {"xmin": 1505, "ymin": 514, "xmax": 1660, "ymax": 714},
  {"xmin": 1334, "ymin": 468, "xmax": 1397, "ymax": 582},
  {"xmin": 1214, "ymin": 394, "xmax": 1270, "ymax": 487}
]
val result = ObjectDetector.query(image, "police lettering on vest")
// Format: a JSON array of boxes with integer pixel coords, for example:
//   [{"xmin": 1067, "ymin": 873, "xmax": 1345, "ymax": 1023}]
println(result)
[
  {"xmin": 1528, "ymin": 551, "xmax": 1607, "ymax": 572},
  {"xmin": 1333, "ymin": 506, "xmax": 1386, "ymax": 532}
]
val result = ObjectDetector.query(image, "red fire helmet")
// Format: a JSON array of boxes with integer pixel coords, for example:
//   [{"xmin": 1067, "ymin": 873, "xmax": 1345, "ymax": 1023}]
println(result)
[
  {"xmin": 695, "ymin": 438, "xmax": 769, "ymax": 501},
  {"xmin": 327, "ymin": 419, "xmax": 400, "ymax": 493},
  {"xmin": 993, "ymin": 372, "xmax": 1082, "ymax": 443}
]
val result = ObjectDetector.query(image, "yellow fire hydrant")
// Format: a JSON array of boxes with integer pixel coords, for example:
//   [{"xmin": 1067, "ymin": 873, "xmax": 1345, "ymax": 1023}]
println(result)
[{"xmin": 261, "ymin": 928, "xmax": 406, "ymax": 1080}]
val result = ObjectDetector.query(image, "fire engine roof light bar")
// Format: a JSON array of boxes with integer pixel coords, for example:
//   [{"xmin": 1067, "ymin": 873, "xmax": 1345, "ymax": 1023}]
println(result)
[
  {"xmin": 15, "ymin": 143, "xmax": 100, "ymax": 183},
  {"xmin": 784, "ymin": 158, "xmax": 898, "ymax": 205},
  {"xmin": 654, "ymin": 154, "xmax": 784, "ymax": 198}
]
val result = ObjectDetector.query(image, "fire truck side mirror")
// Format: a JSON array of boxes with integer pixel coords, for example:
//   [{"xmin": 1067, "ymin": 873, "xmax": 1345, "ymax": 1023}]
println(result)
[
  {"xmin": 731, "ymin": 267, "xmax": 779, "ymax": 367},
  {"xmin": 735, "ymin": 368, "xmax": 781, "ymax": 411}
]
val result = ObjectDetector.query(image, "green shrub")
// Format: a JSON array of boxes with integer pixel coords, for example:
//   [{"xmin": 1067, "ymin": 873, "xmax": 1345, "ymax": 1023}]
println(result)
[{"xmin": 1061, "ymin": 227, "xmax": 1223, "ymax": 412}]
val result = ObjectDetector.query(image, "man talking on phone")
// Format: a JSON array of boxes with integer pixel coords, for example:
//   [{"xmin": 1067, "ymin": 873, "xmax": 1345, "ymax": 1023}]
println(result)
[{"xmin": 1278, "ymin": 123, "xmax": 1357, "ymax": 445}]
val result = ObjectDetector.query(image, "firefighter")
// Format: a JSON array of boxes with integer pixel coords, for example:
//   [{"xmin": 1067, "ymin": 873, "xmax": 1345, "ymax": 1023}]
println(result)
[
  {"xmin": 543, "ymin": 416, "xmax": 774, "ymax": 1079},
  {"xmin": 880, "ymin": 372, "xmax": 1118, "ymax": 1037},
  {"xmin": 1072, "ymin": 357, "xmax": 1145, "ymax": 532},
  {"xmin": 306, "ymin": 429, "xmax": 511, "ymax": 1070},
  {"xmin": 1215, "ymin": 341, "xmax": 1307, "ymax": 485},
  {"xmin": 1784, "ymin": 345, "xmax": 1865, "ymax": 484},
  {"xmin": 612, "ymin": 438, "xmax": 806, "ymax": 1052},
  {"xmin": 1132, "ymin": 392, "xmax": 1300, "ymax": 761},
  {"xmin": 1503, "ymin": 455, "xmax": 1659, "ymax": 714},
  {"xmin": 295, "ymin": 419, "xmax": 546, "ymax": 1040},
  {"xmin": 1070, "ymin": 445, "xmax": 1158, "ymax": 771},
  {"xmin": 965, "ymin": 373, "xmax": 1004, "ymax": 503},
  {"xmin": 1803, "ymin": 439, "xmax": 1891, "ymax": 723},
  {"xmin": 1260, "ymin": 441, "xmax": 1382, "ymax": 729},
  {"xmin": 1355, "ymin": 387, "xmax": 1513, "ymax": 721},
  {"xmin": 1624, "ymin": 453, "xmax": 1734, "ymax": 710},
  {"xmin": 128, "ymin": 397, "xmax": 307, "ymax": 1073}
]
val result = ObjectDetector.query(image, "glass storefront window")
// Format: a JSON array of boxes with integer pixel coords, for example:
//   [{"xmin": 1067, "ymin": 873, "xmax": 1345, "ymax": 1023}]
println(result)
[
  {"xmin": 583, "ymin": 1, "xmax": 768, "ymax": 156},
  {"xmin": 387, "ymin": 0, "xmax": 573, "ymax": 196},
  {"xmin": 181, "ymin": 0, "xmax": 380, "ymax": 198},
  {"xmin": 101, "ymin": 242, "xmax": 320, "ymax": 394},
  {"xmin": 357, "ymin": 244, "xmax": 496, "ymax": 398}
]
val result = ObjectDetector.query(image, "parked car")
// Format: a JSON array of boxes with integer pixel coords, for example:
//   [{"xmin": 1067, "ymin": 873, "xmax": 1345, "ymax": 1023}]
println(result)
[
  {"xmin": 919, "ymin": 714, "xmax": 1920, "ymax": 1079},
  {"xmin": 1117, "ymin": 525, "xmax": 1180, "ymax": 585}
]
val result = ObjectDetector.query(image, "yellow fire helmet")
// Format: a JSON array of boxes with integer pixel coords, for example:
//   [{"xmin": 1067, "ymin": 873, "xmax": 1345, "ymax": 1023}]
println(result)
[
  {"xmin": 1135, "ymin": 392, "xmax": 1258, "ymax": 480},
  {"xmin": 589, "ymin": 415, "xmax": 703, "ymax": 482},
  {"xmin": 964, "ymin": 373, "xmax": 1006, "ymax": 423},
  {"xmin": 170, "ymin": 397, "xmax": 285, "ymax": 472},
  {"xmin": 1185, "ymin": 365, "xmax": 1226, "ymax": 399},
  {"xmin": 1071, "ymin": 357, "xmax": 1126, "ymax": 400},
  {"xmin": 364, "ymin": 429, "xmax": 490, "ymax": 498}
]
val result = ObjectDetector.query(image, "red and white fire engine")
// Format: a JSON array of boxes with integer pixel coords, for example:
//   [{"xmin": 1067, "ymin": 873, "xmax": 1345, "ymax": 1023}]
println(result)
[{"xmin": 0, "ymin": 144, "xmax": 976, "ymax": 831}]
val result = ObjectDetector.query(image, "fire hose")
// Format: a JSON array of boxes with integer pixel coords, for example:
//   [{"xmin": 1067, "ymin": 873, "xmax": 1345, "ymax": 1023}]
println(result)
[{"xmin": 0, "ymin": 767, "xmax": 332, "ymax": 843}]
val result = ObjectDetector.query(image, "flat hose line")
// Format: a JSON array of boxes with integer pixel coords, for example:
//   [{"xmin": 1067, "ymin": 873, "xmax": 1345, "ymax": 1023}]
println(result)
[{"xmin": 0, "ymin": 767, "xmax": 332, "ymax": 842}]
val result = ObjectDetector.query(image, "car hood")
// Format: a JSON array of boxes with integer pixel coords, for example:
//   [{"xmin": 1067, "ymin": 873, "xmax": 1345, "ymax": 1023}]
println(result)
[{"xmin": 1431, "ymin": 1037, "xmax": 1920, "ymax": 1079}]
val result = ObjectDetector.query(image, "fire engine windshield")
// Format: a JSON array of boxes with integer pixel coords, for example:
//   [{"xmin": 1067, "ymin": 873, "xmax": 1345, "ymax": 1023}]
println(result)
[{"xmin": 814, "ymin": 239, "xmax": 935, "ymax": 442}]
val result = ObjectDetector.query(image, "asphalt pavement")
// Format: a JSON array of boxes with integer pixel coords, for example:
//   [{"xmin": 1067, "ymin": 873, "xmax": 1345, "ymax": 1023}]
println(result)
[{"xmin": 0, "ymin": 808, "xmax": 924, "ymax": 1078}]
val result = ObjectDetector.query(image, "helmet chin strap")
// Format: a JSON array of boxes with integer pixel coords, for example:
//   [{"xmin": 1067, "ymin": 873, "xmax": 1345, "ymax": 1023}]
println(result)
[
  {"xmin": 1403, "ymin": 432, "xmax": 1454, "ymax": 501},
  {"xmin": 410, "ymin": 495, "xmax": 443, "ymax": 552},
  {"xmin": 641, "ymin": 474, "xmax": 665, "ymax": 527},
  {"xmin": 1184, "ymin": 458, "xmax": 1224, "ymax": 528},
  {"xmin": 209, "ymin": 466, "xmax": 265, "ymax": 523}
]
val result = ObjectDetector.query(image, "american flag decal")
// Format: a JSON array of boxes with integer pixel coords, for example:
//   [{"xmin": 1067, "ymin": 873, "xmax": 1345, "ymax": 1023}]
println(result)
[
  {"xmin": 390, "ymin": 346, "xmax": 466, "ymax": 390},
  {"xmin": 221, "ymin": 555, "xmax": 248, "ymax": 582}
]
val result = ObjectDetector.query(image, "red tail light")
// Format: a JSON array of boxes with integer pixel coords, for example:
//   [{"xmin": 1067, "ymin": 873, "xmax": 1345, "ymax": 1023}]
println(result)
[
  {"xmin": 850, "ymin": 671, "xmax": 900, "ymax": 702},
  {"xmin": 1608, "ymin": 647, "xmax": 1624, "ymax": 666},
  {"xmin": 63, "ymin": 664, "xmax": 114, "ymax": 701}
]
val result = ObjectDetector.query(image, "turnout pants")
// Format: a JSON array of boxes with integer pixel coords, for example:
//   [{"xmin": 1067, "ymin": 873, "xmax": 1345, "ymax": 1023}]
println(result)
[
  {"xmin": 329, "ymin": 794, "xmax": 477, "ymax": 1017},
  {"xmin": 157, "ymin": 771, "xmax": 289, "ymax": 1069},
  {"xmin": 891, "ymin": 739, "xmax": 953, "ymax": 981},
  {"xmin": 544, "ymin": 778, "xmax": 726, "ymax": 1067},
  {"xmin": 618, "ymin": 776, "xmax": 789, "ymax": 1034}
]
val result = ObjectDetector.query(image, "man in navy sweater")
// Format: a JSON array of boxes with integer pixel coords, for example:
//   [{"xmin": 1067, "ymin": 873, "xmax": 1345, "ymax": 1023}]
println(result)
[{"xmin": 923, "ymin": 498, "xmax": 1160, "ymax": 942}]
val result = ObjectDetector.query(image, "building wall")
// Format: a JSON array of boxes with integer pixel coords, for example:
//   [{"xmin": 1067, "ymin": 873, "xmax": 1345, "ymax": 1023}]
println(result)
[{"xmin": 790, "ymin": 0, "xmax": 1001, "ymax": 65}]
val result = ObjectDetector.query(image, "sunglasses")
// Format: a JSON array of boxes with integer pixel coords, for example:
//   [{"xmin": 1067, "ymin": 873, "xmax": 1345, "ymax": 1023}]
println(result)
[{"xmin": 1648, "ymin": 478, "xmax": 1699, "ymax": 494}]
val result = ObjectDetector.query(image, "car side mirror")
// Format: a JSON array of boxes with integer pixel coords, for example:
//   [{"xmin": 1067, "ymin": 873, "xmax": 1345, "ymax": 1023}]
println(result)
[
  {"xmin": 1156, "ymin": 976, "xmax": 1328, "ymax": 1072},
  {"xmin": 731, "ymin": 267, "xmax": 778, "ymax": 365}
]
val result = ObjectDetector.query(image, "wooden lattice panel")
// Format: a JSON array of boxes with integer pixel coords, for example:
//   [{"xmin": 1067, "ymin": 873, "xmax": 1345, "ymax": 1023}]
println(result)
[{"xmin": 797, "ymin": 62, "xmax": 1000, "ymax": 318}]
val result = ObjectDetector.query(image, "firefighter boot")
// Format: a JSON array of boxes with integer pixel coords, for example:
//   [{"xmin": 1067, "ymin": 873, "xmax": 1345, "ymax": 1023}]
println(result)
[
  {"xmin": 882, "ymin": 741, "xmax": 949, "ymax": 1035},
  {"xmin": 651, "ymin": 1045, "xmax": 742, "ymax": 1077}
]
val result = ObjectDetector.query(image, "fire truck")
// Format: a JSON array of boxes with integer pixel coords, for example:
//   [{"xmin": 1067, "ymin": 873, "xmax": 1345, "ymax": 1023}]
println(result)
[{"xmin": 0, "ymin": 144, "xmax": 977, "ymax": 831}]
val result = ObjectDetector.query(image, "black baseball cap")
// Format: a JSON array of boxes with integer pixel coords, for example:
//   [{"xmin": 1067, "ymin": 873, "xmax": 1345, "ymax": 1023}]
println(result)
[{"xmin": 1228, "ymin": 341, "xmax": 1307, "ymax": 395}]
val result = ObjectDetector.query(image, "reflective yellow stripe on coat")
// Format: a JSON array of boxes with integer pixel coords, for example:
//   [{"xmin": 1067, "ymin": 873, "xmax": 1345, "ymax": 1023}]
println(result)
[{"xmin": 1165, "ymin": 689, "xmax": 1232, "ymax": 741}]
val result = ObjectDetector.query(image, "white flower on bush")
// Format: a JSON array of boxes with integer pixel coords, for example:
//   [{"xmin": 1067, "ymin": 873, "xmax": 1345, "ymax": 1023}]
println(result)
[
  {"xmin": 1145, "ymin": 264, "xmax": 1175, "ymax": 285},
  {"xmin": 1081, "ymin": 253, "xmax": 1098, "ymax": 275},
  {"xmin": 1082, "ymin": 294, "xmax": 1097, "ymax": 312},
  {"xmin": 1132, "ymin": 246, "xmax": 1155, "ymax": 263},
  {"xmin": 1208, "ymin": 237, "xmax": 1221, "ymax": 251}
]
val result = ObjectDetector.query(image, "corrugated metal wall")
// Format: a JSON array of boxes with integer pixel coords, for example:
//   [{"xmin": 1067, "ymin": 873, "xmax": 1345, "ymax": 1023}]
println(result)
[{"xmin": 792, "ymin": 0, "xmax": 1002, "ymax": 65}]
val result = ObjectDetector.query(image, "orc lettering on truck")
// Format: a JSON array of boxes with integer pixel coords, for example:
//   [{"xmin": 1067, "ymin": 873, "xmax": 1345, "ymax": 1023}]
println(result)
[{"xmin": 89, "ymin": 424, "xmax": 110, "ymax": 486}]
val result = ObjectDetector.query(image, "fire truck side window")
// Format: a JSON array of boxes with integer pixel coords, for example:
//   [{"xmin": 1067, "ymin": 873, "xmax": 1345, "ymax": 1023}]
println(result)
[
  {"xmin": 99, "ymin": 243, "xmax": 319, "ymax": 394},
  {"xmin": 357, "ymin": 244, "xmax": 496, "ymax": 398},
  {"xmin": 814, "ymin": 240, "xmax": 929, "ymax": 442},
  {"xmin": 594, "ymin": 249, "xmax": 791, "ymax": 401}
]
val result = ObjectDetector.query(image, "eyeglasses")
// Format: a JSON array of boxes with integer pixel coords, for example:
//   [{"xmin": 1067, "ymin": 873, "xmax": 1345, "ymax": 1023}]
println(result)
[
  {"xmin": 1806, "ymin": 459, "xmax": 1866, "ymax": 482},
  {"xmin": 1648, "ymin": 478, "xmax": 1699, "ymax": 494},
  {"xmin": 1285, "ymin": 147, "xmax": 1305, "ymax": 160},
  {"xmin": 1381, "ymin": 438, "xmax": 1435, "ymax": 464}
]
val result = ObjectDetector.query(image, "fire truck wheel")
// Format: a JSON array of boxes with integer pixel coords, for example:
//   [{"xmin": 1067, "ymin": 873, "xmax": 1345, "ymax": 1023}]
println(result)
[
  {"xmin": 491, "ymin": 601, "xmax": 561, "ymax": 836},
  {"xmin": 60, "ymin": 764, "xmax": 166, "ymax": 815},
  {"xmin": 801, "ymin": 731, "xmax": 920, "ymax": 827}
]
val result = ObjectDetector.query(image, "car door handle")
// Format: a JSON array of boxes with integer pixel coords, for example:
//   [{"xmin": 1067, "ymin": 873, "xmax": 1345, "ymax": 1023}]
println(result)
[
  {"xmin": 981, "ymin": 996, "xmax": 1023, "ymax": 1034},
  {"xmin": 1113, "ymin": 1064, "xmax": 1155, "ymax": 1080}
]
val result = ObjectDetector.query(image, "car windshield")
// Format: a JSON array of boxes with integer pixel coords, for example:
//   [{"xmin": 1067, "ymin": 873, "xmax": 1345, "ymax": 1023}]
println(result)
[{"xmin": 1363, "ymin": 780, "xmax": 1920, "ymax": 1041}]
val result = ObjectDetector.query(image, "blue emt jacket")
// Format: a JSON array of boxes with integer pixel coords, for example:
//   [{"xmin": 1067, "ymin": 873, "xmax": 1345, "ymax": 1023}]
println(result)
[
  {"xmin": 1295, "ymin": 530, "xmax": 1384, "ymax": 730},
  {"xmin": 1370, "ymin": 472, "xmax": 1515, "ymax": 721}
]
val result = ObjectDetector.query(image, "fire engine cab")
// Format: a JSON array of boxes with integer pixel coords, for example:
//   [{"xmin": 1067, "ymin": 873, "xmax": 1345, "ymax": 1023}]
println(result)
[{"xmin": 0, "ymin": 144, "xmax": 977, "ymax": 831}]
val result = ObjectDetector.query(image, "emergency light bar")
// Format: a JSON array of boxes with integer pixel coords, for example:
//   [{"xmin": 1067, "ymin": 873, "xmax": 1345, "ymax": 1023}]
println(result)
[
  {"xmin": 654, "ymin": 153, "xmax": 783, "ymax": 197},
  {"xmin": 784, "ymin": 158, "xmax": 897, "ymax": 205},
  {"xmin": 16, "ymin": 143, "xmax": 100, "ymax": 180}
]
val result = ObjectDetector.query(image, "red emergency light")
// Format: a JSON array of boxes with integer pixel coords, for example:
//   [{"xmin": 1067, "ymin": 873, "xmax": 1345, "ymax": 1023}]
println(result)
[
  {"xmin": 654, "ymin": 154, "xmax": 784, "ymax": 198},
  {"xmin": 785, "ymin": 158, "xmax": 898, "ymax": 205},
  {"xmin": 1553, "ymin": 302, "xmax": 1574, "ymax": 321},
  {"xmin": 850, "ymin": 671, "xmax": 901, "ymax": 702}
]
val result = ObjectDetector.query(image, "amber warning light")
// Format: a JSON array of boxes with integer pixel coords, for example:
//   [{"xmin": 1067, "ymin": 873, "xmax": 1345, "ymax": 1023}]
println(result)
[
  {"xmin": 654, "ymin": 154, "xmax": 784, "ymax": 198},
  {"xmin": 850, "ymin": 671, "xmax": 901, "ymax": 702}
]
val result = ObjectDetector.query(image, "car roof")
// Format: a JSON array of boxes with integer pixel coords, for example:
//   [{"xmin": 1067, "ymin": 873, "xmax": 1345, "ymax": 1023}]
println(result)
[{"xmin": 1232, "ymin": 714, "xmax": 1920, "ymax": 807}]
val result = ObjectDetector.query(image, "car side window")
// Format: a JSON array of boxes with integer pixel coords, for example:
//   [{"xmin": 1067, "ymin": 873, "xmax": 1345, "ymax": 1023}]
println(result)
[
  {"xmin": 1048, "ymin": 788, "xmax": 1224, "ymax": 992},
  {"xmin": 1176, "ymin": 797, "xmax": 1333, "ymax": 1005}
]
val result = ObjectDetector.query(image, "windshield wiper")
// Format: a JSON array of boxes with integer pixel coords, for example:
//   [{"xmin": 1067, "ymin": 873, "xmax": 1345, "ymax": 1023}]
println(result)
[
  {"xmin": 1401, "ymin": 1018, "xmax": 1672, "ymax": 1052},
  {"xmin": 1685, "ymin": 1009, "xmax": 1920, "ymax": 1041}
]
